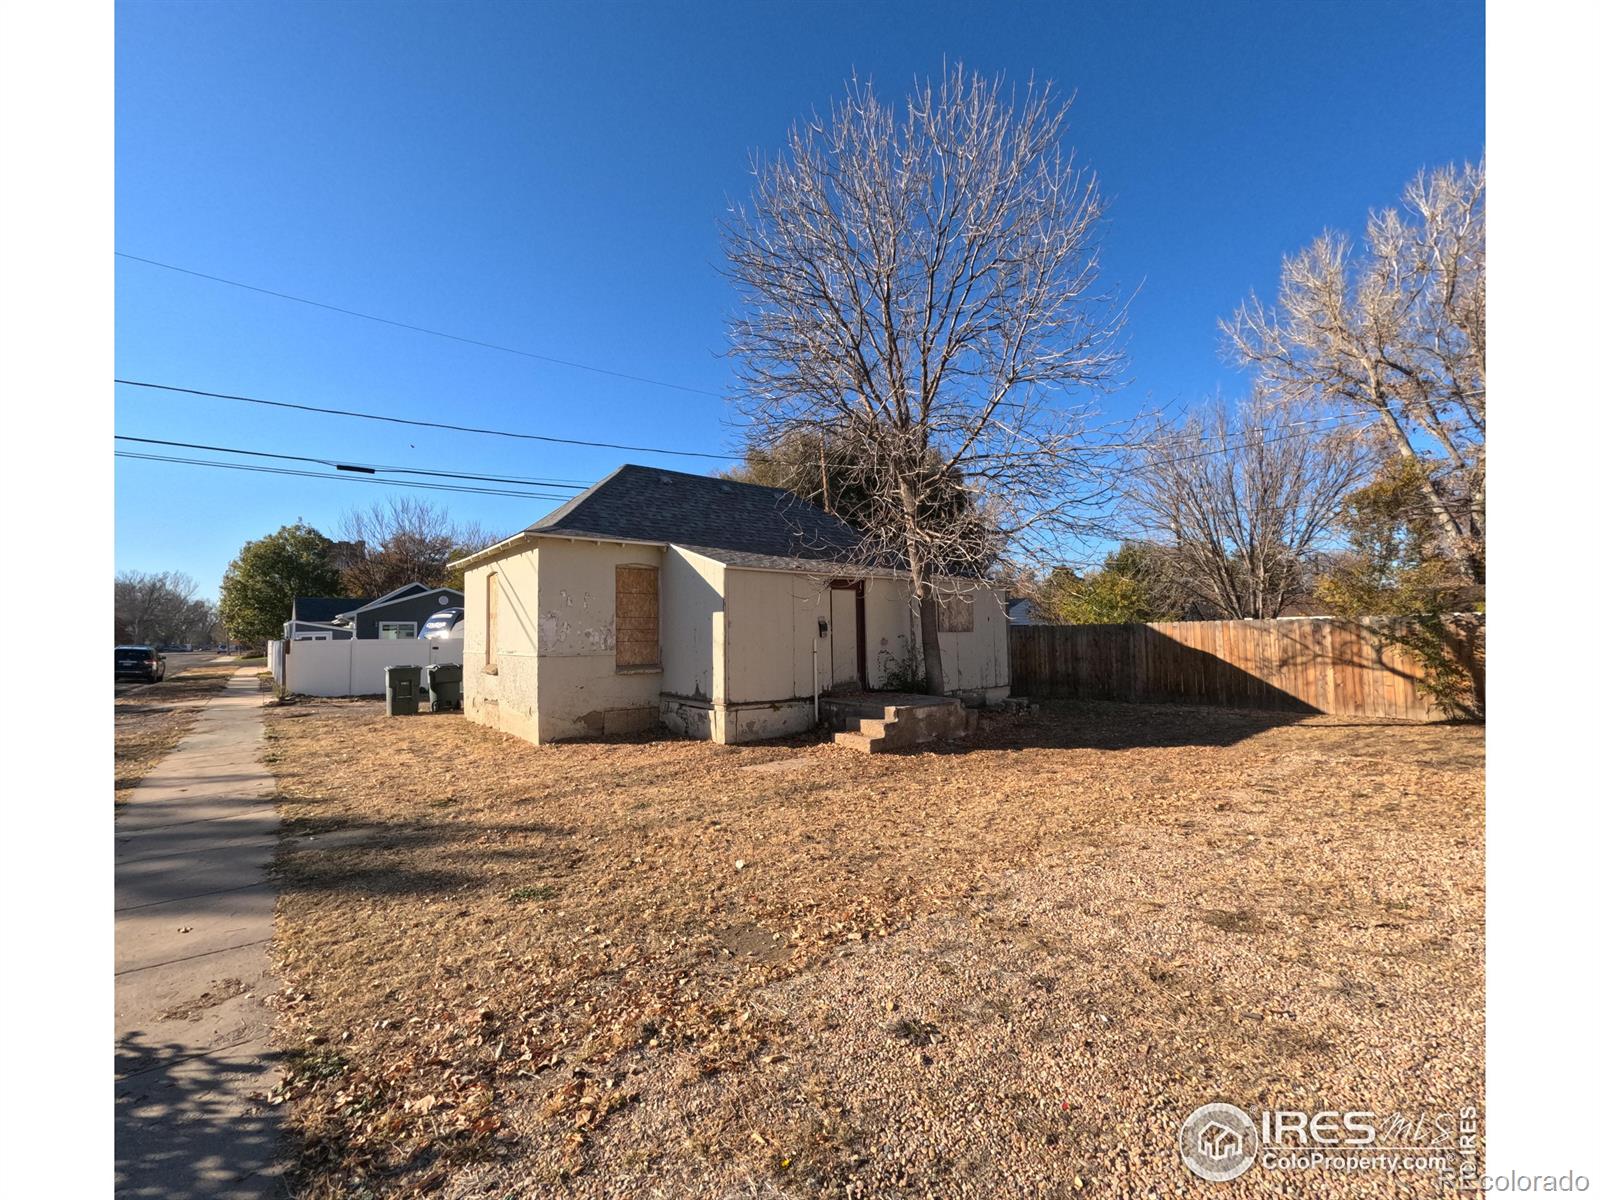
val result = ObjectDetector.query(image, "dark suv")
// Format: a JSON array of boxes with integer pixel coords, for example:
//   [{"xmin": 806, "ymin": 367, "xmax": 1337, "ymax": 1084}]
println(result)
[{"xmin": 115, "ymin": 645, "xmax": 166, "ymax": 683}]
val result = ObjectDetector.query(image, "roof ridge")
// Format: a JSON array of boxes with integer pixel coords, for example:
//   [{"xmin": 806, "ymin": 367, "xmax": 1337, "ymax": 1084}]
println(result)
[
  {"xmin": 515, "ymin": 462, "xmax": 862, "ymax": 565},
  {"xmin": 618, "ymin": 462, "xmax": 803, "ymax": 497}
]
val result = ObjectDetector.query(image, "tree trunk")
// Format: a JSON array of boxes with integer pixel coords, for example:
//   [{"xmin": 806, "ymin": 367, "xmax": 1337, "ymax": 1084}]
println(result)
[
  {"xmin": 1369, "ymin": 388, "xmax": 1485, "ymax": 584},
  {"xmin": 917, "ymin": 589, "xmax": 946, "ymax": 695},
  {"xmin": 901, "ymin": 477, "xmax": 948, "ymax": 695}
]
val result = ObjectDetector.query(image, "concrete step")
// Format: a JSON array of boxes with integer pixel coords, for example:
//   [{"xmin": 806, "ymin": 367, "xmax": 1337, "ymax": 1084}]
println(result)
[
  {"xmin": 821, "ymin": 694, "xmax": 972, "ymax": 752},
  {"xmin": 832, "ymin": 731, "xmax": 888, "ymax": 754},
  {"xmin": 846, "ymin": 717, "xmax": 893, "ymax": 739}
]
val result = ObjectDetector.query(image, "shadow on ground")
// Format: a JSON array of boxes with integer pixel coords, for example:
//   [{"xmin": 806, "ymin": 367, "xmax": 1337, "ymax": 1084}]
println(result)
[{"xmin": 115, "ymin": 1031, "xmax": 287, "ymax": 1199}]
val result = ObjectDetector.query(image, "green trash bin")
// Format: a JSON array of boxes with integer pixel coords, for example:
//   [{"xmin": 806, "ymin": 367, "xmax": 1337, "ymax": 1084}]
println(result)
[
  {"xmin": 427, "ymin": 663, "xmax": 463, "ymax": 712},
  {"xmin": 385, "ymin": 664, "xmax": 423, "ymax": 716}
]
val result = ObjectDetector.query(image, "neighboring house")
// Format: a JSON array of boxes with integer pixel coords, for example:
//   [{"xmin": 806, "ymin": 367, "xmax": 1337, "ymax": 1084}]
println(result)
[
  {"xmin": 282, "ymin": 585, "xmax": 464, "ymax": 641},
  {"xmin": 450, "ymin": 464, "xmax": 1011, "ymax": 746},
  {"xmin": 336, "ymin": 583, "xmax": 465, "ymax": 640},
  {"xmin": 1006, "ymin": 597, "xmax": 1040, "ymax": 625},
  {"xmin": 283, "ymin": 595, "xmax": 365, "ymax": 641}
]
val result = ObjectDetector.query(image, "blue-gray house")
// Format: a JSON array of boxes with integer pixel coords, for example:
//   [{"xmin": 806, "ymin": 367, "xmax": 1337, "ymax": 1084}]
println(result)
[{"xmin": 284, "ymin": 582, "xmax": 463, "ymax": 641}]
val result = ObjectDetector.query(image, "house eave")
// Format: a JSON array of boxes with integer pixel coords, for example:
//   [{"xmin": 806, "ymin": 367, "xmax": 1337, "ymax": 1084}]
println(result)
[
  {"xmin": 449, "ymin": 530, "xmax": 668, "ymax": 571},
  {"xmin": 714, "ymin": 559, "xmax": 902, "ymax": 581},
  {"xmin": 340, "ymin": 581, "xmax": 445, "ymax": 615},
  {"xmin": 448, "ymin": 531, "xmax": 536, "ymax": 571}
]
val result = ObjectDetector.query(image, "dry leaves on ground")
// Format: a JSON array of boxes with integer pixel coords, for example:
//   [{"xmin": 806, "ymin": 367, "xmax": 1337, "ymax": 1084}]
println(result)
[{"xmin": 262, "ymin": 698, "xmax": 1483, "ymax": 1199}]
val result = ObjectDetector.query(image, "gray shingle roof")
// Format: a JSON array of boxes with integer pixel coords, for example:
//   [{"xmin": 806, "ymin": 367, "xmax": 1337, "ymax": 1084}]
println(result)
[
  {"xmin": 292, "ymin": 596, "xmax": 370, "ymax": 623},
  {"xmin": 524, "ymin": 465, "xmax": 863, "ymax": 565}
]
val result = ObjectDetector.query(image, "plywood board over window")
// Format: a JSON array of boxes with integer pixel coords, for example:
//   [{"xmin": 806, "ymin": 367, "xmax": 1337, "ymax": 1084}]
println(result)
[
  {"xmin": 615, "ymin": 565, "xmax": 660, "ymax": 670},
  {"xmin": 937, "ymin": 591, "xmax": 975, "ymax": 633}
]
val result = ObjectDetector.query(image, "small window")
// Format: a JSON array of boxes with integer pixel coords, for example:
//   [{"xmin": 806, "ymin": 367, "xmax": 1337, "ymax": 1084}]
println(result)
[
  {"xmin": 378, "ymin": 621, "xmax": 417, "ymax": 640},
  {"xmin": 614, "ymin": 565, "xmax": 660, "ymax": 670},
  {"xmin": 485, "ymin": 573, "xmax": 499, "ymax": 670},
  {"xmin": 936, "ymin": 593, "xmax": 974, "ymax": 633}
]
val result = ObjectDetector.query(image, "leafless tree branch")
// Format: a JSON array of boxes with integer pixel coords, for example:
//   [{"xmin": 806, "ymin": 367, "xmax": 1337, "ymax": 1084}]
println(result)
[
  {"xmin": 1223, "ymin": 160, "xmax": 1485, "ymax": 582},
  {"xmin": 1122, "ymin": 395, "xmax": 1376, "ymax": 619},
  {"xmin": 722, "ymin": 64, "xmax": 1128, "ymax": 690}
]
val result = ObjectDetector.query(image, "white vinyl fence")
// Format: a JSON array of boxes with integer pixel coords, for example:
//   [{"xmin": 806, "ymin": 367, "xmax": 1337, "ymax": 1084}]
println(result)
[{"xmin": 275, "ymin": 637, "xmax": 464, "ymax": 697}]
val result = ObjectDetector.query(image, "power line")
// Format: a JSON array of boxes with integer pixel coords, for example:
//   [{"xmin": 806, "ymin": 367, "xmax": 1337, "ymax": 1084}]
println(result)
[
  {"xmin": 116, "ymin": 251, "xmax": 726, "ymax": 400},
  {"xmin": 115, "ymin": 380, "xmax": 1375, "ymax": 485},
  {"xmin": 114, "ymin": 255, "xmax": 1386, "ymax": 467},
  {"xmin": 114, "ymin": 435, "xmax": 591, "ymax": 490},
  {"xmin": 114, "ymin": 451, "xmax": 573, "ymax": 500},
  {"xmin": 115, "ymin": 378, "xmax": 743, "ymax": 460}
]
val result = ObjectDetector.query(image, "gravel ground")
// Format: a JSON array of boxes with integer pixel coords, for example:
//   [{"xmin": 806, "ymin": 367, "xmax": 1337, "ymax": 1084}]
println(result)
[{"xmin": 263, "ymin": 699, "xmax": 1483, "ymax": 1199}]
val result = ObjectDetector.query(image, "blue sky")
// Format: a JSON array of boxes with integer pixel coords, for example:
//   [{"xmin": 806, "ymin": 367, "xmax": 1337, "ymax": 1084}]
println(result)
[{"xmin": 115, "ymin": 0, "xmax": 1485, "ymax": 600}]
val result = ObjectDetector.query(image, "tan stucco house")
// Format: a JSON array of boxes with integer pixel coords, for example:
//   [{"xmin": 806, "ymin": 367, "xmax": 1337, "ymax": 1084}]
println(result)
[{"xmin": 449, "ymin": 465, "xmax": 1011, "ymax": 745}]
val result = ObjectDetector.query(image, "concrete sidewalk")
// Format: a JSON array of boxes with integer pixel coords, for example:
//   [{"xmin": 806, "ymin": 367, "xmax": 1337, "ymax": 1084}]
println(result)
[{"xmin": 115, "ymin": 669, "xmax": 286, "ymax": 1199}]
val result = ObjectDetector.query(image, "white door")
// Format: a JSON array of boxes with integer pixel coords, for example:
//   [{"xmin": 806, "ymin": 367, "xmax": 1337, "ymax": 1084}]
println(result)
[{"xmin": 830, "ymin": 586, "xmax": 860, "ymax": 690}]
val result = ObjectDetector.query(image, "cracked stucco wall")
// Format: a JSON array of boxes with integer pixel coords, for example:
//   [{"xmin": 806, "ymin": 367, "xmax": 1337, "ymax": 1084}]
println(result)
[
  {"xmin": 721, "ymin": 568, "xmax": 1010, "ymax": 702},
  {"xmin": 463, "ymin": 542, "xmax": 541, "ymax": 743},
  {"xmin": 661, "ymin": 546, "xmax": 722, "ymax": 703},
  {"xmin": 464, "ymin": 537, "xmax": 1010, "ymax": 749},
  {"xmin": 531, "ymin": 538, "xmax": 664, "ymax": 742},
  {"xmin": 935, "ymin": 581, "xmax": 1012, "ymax": 693}
]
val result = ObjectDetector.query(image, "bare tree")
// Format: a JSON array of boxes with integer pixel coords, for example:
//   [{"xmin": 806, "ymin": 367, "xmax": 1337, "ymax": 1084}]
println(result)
[
  {"xmin": 114, "ymin": 570, "xmax": 215, "ymax": 644},
  {"xmin": 338, "ymin": 498, "xmax": 504, "ymax": 596},
  {"xmin": 1224, "ymin": 160, "xmax": 1485, "ymax": 582},
  {"xmin": 722, "ymin": 65, "xmax": 1126, "ymax": 692},
  {"xmin": 1123, "ymin": 395, "xmax": 1373, "ymax": 619}
]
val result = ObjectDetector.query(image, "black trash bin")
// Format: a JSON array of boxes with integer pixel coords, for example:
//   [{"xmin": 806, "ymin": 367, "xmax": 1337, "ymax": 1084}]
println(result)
[
  {"xmin": 385, "ymin": 664, "xmax": 423, "ymax": 716},
  {"xmin": 426, "ymin": 663, "xmax": 463, "ymax": 712}
]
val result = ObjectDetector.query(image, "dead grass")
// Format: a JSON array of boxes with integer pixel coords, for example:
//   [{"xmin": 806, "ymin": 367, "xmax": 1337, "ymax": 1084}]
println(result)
[
  {"xmin": 114, "ymin": 660, "xmax": 237, "ymax": 801},
  {"xmin": 263, "ymin": 700, "xmax": 1484, "ymax": 1198}
]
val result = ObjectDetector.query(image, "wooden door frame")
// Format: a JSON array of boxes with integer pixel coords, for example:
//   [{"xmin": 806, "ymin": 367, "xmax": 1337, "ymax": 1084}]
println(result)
[{"xmin": 829, "ymin": 579, "xmax": 867, "ymax": 687}]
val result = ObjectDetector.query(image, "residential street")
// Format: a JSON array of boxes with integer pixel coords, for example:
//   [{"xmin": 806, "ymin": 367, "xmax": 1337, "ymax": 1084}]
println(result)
[
  {"xmin": 115, "ymin": 652, "xmax": 220, "ymax": 697},
  {"xmin": 114, "ymin": 668, "xmax": 285, "ymax": 1199}
]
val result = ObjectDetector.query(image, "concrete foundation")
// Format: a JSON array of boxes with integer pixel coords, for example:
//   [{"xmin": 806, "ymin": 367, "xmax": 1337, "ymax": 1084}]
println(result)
[{"xmin": 662, "ymin": 694, "xmax": 816, "ymax": 744}]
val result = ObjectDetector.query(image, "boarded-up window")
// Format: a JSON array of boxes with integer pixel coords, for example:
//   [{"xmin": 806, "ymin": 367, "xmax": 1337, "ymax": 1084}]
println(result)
[
  {"xmin": 936, "ymin": 592, "xmax": 974, "ymax": 633},
  {"xmin": 484, "ymin": 572, "xmax": 499, "ymax": 670},
  {"xmin": 615, "ymin": 565, "xmax": 660, "ymax": 669}
]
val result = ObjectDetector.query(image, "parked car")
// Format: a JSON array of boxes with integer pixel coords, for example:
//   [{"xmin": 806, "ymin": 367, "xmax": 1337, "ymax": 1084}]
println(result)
[
  {"xmin": 115, "ymin": 645, "xmax": 167, "ymax": 683},
  {"xmin": 419, "ymin": 607, "xmax": 465, "ymax": 641}
]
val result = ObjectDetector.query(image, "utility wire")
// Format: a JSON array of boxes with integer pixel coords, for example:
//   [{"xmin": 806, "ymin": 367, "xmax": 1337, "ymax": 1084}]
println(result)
[
  {"xmin": 116, "ymin": 251, "xmax": 726, "ymax": 400},
  {"xmin": 115, "ymin": 255, "xmax": 1388, "ymax": 462},
  {"xmin": 115, "ymin": 378, "xmax": 743, "ymax": 461},
  {"xmin": 116, "ymin": 379, "xmax": 1375, "ymax": 479},
  {"xmin": 114, "ymin": 451, "xmax": 573, "ymax": 500},
  {"xmin": 114, "ymin": 435, "xmax": 590, "ymax": 489}
]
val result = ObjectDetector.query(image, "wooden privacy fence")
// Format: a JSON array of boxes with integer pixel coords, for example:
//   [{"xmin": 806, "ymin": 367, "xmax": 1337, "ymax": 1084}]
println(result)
[{"xmin": 1008, "ymin": 615, "xmax": 1484, "ymax": 720}]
